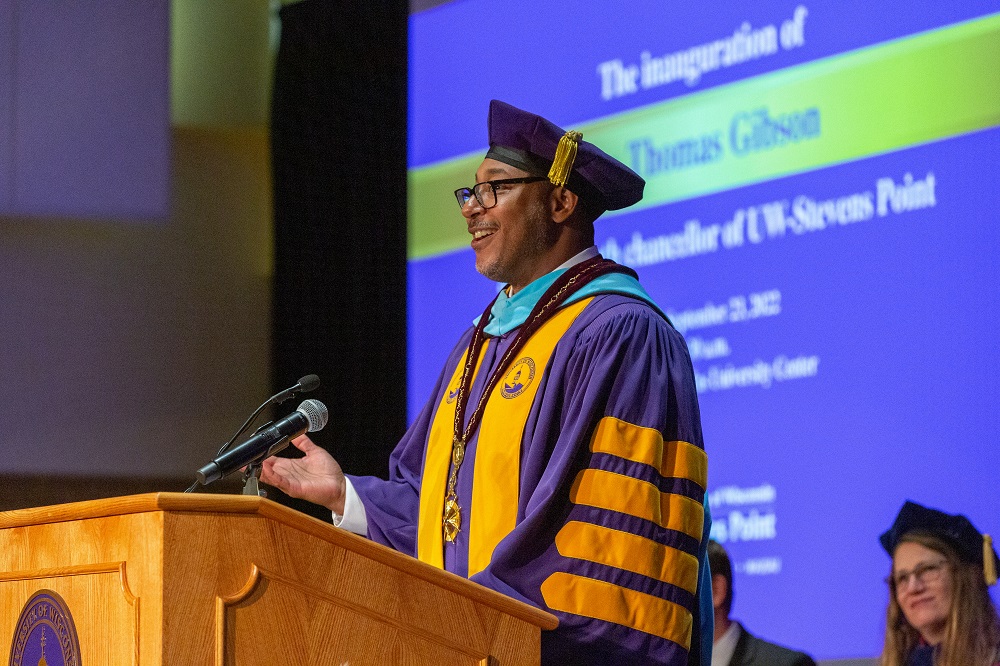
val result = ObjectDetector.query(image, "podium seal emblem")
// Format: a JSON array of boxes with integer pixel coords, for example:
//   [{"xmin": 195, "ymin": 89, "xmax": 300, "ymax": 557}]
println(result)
[{"xmin": 8, "ymin": 590, "xmax": 81, "ymax": 666}]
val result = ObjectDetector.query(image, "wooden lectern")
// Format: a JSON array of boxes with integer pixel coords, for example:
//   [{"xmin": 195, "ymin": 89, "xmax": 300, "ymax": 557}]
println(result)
[{"xmin": 0, "ymin": 493, "xmax": 557, "ymax": 665}]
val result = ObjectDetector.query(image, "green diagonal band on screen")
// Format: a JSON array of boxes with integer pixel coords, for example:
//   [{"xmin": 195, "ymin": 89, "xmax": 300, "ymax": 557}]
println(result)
[{"xmin": 409, "ymin": 12, "xmax": 1000, "ymax": 260}]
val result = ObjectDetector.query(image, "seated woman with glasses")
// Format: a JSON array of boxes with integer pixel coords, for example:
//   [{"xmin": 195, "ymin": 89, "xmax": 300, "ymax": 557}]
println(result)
[{"xmin": 879, "ymin": 500, "xmax": 1000, "ymax": 666}]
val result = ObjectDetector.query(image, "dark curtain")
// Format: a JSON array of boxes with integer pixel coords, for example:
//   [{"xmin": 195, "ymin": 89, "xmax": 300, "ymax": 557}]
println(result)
[{"xmin": 270, "ymin": 0, "xmax": 408, "ymax": 517}]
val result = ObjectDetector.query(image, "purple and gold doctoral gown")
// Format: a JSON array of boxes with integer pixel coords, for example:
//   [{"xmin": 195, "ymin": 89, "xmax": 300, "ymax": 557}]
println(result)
[{"xmin": 349, "ymin": 275, "xmax": 709, "ymax": 665}]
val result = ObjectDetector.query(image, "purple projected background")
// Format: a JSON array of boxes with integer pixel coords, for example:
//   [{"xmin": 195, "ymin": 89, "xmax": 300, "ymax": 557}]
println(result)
[{"xmin": 0, "ymin": 0, "xmax": 169, "ymax": 219}]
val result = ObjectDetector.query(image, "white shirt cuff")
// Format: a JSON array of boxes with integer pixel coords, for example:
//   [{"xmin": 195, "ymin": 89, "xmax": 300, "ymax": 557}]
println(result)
[{"xmin": 332, "ymin": 476, "xmax": 368, "ymax": 535}]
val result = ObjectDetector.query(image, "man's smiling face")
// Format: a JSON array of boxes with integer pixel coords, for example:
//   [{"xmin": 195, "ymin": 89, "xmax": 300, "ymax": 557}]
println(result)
[{"xmin": 461, "ymin": 158, "xmax": 556, "ymax": 293}]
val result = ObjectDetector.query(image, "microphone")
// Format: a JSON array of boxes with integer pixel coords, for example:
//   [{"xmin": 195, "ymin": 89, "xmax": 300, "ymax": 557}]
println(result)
[
  {"xmin": 195, "ymin": 399, "xmax": 329, "ymax": 486},
  {"xmin": 214, "ymin": 374, "xmax": 321, "ymax": 457},
  {"xmin": 273, "ymin": 374, "xmax": 321, "ymax": 405}
]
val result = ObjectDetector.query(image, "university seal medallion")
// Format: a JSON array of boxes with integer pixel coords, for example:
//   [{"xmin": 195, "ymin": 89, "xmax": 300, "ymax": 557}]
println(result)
[{"xmin": 9, "ymin": 590, "xmax": 81, "ymax": 666}]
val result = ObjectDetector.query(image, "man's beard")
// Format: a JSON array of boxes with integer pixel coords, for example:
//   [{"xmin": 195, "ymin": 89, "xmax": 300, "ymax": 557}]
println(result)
[{"xmin": 477, "ymin": 198, "xmax": 556, "ymax": 286}]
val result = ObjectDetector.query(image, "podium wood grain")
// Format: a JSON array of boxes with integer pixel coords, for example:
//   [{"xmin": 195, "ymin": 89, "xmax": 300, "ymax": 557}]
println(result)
[{"xmin": 0, "ymin": 493, "xmax": 556, "ymax": 665}]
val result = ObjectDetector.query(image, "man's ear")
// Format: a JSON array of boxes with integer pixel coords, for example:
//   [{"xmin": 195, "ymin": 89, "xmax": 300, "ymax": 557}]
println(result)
[
  {"xmin": 550, "ymin": 186, "xmax": 579, "ymax": 224},
  {"xmin": 711, "ymin": 573, "xmax": 728, "ymax": 611}
]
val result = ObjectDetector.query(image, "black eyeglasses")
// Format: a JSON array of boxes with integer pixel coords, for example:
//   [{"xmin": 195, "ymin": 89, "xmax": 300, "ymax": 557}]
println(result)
[
  {"xmin": 454, "ymin": 177, "xmax": 548, "ymax": 210},
  {"xmin": 885, "ymin": 559, "xmax": 949, "ymax": 592}
]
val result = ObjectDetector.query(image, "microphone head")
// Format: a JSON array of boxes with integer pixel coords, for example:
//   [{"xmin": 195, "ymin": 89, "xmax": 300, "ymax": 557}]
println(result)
[
  {"xmin": 296, "ymin": 374, "xmax": 321, "ymax": 392},
  {"xmin": 296, "ymin": 399, "xmax": 329, "ymax": 432}
]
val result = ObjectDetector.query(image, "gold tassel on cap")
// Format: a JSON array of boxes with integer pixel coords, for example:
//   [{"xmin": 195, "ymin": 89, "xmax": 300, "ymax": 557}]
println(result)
[
  {"xmin": 985, "ymin": 534, "xmax": 997, "ymax": 586},
  {"xmin": 548, "ymin": 131, "xmax": 582, "ymax": 187}
]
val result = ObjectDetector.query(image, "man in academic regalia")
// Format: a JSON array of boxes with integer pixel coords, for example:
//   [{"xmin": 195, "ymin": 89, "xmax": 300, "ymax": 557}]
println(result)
[{"xmin": 261, "ymin": 99, "xmax": 713, "ymax": 665}]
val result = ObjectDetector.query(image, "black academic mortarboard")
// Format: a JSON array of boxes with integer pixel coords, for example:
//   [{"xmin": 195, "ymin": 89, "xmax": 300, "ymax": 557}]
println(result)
[
  {"xmin": 880, "ymin": 500, "xmax": 998, "ymax": 586},
  {"xmin": 485, "ymin": 100, "xmax": 645, "ymax": 212}
]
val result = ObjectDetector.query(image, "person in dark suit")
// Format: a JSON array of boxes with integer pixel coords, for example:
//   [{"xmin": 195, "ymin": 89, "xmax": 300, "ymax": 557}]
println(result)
[{"xmin": 708, "ymin": 540, "xmax": 817, "ymax": 666}]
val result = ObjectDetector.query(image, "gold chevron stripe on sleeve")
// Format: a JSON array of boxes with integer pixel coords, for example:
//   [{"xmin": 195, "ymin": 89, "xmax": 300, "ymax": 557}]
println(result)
[
  {"xmin": 589, "ymin": 416, "xmax": 707, "ymax": 489},
  {"xmin": 569, "ymin": 469, "xmax": 704, "ymax": 541},
  {"xmin": 555, "ymin": 521, "xmax": 700, "ymax": 594},
  {"xmin": 541, "ymin": 572, "xmax": 693, "ymax": 649}
]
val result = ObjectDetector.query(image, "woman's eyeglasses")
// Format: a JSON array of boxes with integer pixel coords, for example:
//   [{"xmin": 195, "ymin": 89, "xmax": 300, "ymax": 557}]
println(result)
[{"xmin": 886, "ymin": 559, "xmax": 948, "ymax": 592}]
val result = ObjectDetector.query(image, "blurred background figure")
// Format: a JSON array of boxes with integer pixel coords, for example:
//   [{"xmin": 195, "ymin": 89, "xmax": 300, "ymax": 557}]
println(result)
[
  {"xmin": 879, "ymin": 500, "xmax": 1000, "ymax": 666},
  {"xmin": 708, "ymin": 540, "xmax": 817, "ymax": 666}
]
